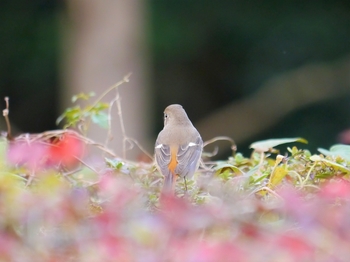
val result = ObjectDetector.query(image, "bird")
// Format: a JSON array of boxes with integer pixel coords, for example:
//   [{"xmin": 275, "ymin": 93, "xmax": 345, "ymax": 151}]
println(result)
[{"xmin": 155, "ymin": 104, "xmax": 203, "ymax": 193}]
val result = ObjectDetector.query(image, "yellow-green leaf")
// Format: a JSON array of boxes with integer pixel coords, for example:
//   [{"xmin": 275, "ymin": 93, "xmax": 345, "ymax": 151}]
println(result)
[
  {"xmin": 250, "ymin": 138, "xmax": 308, "ymax": 152},
  {"xmin": 310, "ymin": 155, "xmax": 350, "ymax": 174},
  {"xmin": 269, "ymin": 166, "xmax": 288, "ymax": 188},
  {"xmin": 214, "ymin": 163, "xmax": 244, "ymax": 176},
  {"xmin": 318, "ymin": 144, "xmax": 350, "ymax": 162}
]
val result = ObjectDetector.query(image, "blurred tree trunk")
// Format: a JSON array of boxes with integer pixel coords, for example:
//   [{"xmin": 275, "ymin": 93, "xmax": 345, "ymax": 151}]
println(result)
[
  {"xmin": 60, "ymin": 0, "xmax": 152, "ymax": 160},
  {"xmin": 196, "ymin": 56, "xmax": 350, "ymax": 151}
]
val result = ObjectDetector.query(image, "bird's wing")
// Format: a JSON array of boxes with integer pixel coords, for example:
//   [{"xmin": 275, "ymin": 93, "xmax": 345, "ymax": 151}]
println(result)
[
  {"xmin": 175, "ymin": 135, "xmax": 203, "ymax": 179},
  {"xmin": 155, "ymin": 140, "xmax": 175, "ymax": 190},
  {"xmin": 155, "ymin": 140, "xmax": 171, "ymax": 169}
]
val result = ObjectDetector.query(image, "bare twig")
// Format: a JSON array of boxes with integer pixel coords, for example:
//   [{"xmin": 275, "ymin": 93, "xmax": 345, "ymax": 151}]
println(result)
[
  {"xmin": 203, "ymin": 136, "xmax": 236, "ymax": 157},
  {"xmin": 202, "ymin": 146, "xmax": 219, "ymax": 158},
  {"xmin": 105, "ymin": 98, "xmax": 116, "ymax": 146},
  {"xmin": 124, "ymin": 137, "xmax": 154, "ymax": 161},
  {"xmin": 104, "ymin": 73, "xmax": 132, "ymax": 147},
  {"xmin": 3, "ymin": 97, "xmax": 12, "ymax": 140},
  {"xmin": 103, "ymin": 73, "xmax": 153, "ymax": 161},
  {"xmin": 15, "ymin": 129, "xmax": 117, "ymax": 157},
  {"xmin": 249, "ymin": 186, "xmax": 283, "ymax": 200},
  {"xmin": 115, "ymin": 82, "xmax": 127, "ymax": 159},
  {"xmin": 88, "ymin": 73, "xmax": 131, "ymax": 114},
  {"xmin": 25, "ymin": 170, "xmax": 35, "ymax": 187},
  {"xmin": 199, "ymin": 159, "xmax": 215, "ymax": 171},
  {"xmin": 76, "ymin": 157, "xmax": 99, "ymax": 174},
  {"xmin": 300, "ymin": 161, "xmax": 317, "ymax": 188},
  {"xmin": 203, "ymin": 136, "xmax": 235, "ymax": 148}
]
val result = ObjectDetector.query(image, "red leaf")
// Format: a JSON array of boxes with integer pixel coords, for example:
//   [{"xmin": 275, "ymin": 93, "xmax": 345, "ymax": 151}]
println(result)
[{"xmin": 48, "ymin": 133, "xmax": 84, "ymax": 167}]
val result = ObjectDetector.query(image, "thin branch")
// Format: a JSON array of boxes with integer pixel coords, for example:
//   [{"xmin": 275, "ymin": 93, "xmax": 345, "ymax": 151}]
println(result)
[
  {"xmin": 15, "ymin": 129, "xmax": 118, "ymax": 158},
  {"xmin": 76, "ymin": 157, "xmax": 99, "ymax": 175},
  {"xmin": 202, "ymin": 146, "xmax": 219, "ymax": 158},
  {"xmin": 203, "ymin": 136, "xmax": 235, "ymax": 148},
  {"xmin": 249, "ymin": 186, "xmax": 283, "ymax": 200},
  {"xmin": 104, "ymin": 73, "xmax": 132, "ymax": 148},
  {"xmin": 124, "ymin": 137, "xmax": 154, "ymax": 161},
  {"xmin": 300, "ymin": 161, "xmax": 317, "ymax": 188},
  {"xmin": 88, "ymin": 73, "xmax": 131, "ymax": 113},
  {"xmin": 198, "ymin": 159, "xmax": 215, "ymax": 171},
  {"xmin": 3, "ymin": 97, "xmax": 12, "ymax": 140},
  {"xmin": 105, "ymin": 98, "xmax": 116, "ymax": 147},
  {"xmin": 62, "ymin": 167, "xmax": 82, "ymax": 177},
  {"xmin": 115, "ymin": 84, "xmax": 127, "ymax": 159},
  {"xmin": 25, "ymin": 170, "xmax": 35, "ymax": 187}
]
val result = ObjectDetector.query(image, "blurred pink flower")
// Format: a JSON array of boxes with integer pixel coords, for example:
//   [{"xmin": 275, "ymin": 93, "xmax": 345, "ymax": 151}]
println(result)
[
  {"xmin": 319, "ymin": 179, "xmax": 350, "ymax": 199},
  {"xmin": 338, "ymin": 128, "xmax": 350, "ymax": 144},
  {"xmin": 189, "ymin": 241, "xmax": 246, "ymax": 262},
  {"xmin": 276, "ymin": 233, "xmax": 315, "ymax": 260},
  {"xmin": 7, "ymin": 140, "xmax": 48, "ymax": 170}
]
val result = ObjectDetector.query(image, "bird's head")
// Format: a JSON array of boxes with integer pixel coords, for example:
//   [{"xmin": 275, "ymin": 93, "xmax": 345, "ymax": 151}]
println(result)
[{"xmin": 163, "ymin": 104, "xmax": 191, "ymax": 127}]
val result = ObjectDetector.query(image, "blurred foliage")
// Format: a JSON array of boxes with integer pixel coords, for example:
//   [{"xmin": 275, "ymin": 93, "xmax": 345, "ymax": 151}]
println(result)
[
  {"xmin": 2, "ymin": 87, "xmax": 350, "ymax": 259},
  {"xmin": 2, "ymin": 130, "xmax": 350, "ymax": 260},
  {"xmin": 56, "ymin": 92, "xmax": 110, "ymax": 131}
]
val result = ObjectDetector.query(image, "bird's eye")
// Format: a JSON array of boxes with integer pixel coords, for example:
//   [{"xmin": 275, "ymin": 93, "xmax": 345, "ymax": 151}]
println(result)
[{"xmin": 163, "ymin": 113, "xmax": 168, "ymax": 125}]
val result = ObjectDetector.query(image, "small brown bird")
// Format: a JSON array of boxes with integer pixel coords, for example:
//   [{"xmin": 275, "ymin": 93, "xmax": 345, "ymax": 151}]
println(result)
[{"xmin": 155, "ymin": 104, "xmax": 203, "ymax": 193}]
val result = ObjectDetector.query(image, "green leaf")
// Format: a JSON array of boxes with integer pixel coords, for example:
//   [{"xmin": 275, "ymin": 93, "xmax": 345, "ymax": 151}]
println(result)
[
  {"xmin": 234, "ymin": 153, "xmax": 244, "ymax": 163},
  {"xmin": 315, "ymin": 171, "xmax": 336, "ymax": 179},
  {"xmin": 105, "ymin": 158, "xmax": 124, "ymax": 169},
  {"xmin": 310, "ymin": 155, "xmax": 350, "ymax": 174},
  {"xmin": 71, "ymin": 92, "xmax": 95, "ymax": 102},
  {"xmin": 250, "ymin": 138, "xmax": 308, "ymax": 152},
  {"xmin": 318, "ymin": 144, "xmax": 350, "ymax": 162},
  {"xmin": 88, "ymin": 102, "xmax": 109, "ymax": 113},
  {"xmin": 244, "ymin": 165, "xmax": 260, "ymax": 178},
  {"xmin": 91, "ymin": 112, "xmax": 109, "ymax": 129},
  {"xmin": 56, "ymin": 106, "xmax": 82, "ymax": 126},
  {"xmin": 252, "ymin": 173, "xmax": 269, "ymax": 184}
]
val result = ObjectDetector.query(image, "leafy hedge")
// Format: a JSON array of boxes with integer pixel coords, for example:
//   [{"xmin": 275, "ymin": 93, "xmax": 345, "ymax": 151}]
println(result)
[{"xmin": 1, "ymin": 81, "xmax": 350, "ymax": 261}]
